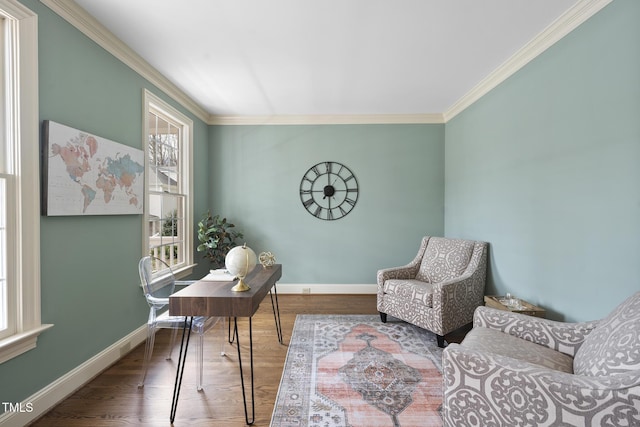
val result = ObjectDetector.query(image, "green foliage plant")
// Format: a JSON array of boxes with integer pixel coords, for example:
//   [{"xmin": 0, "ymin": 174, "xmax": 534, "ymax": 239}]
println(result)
[{"xmin": 196, "ymin": 211, "xmax": 243, "ymax": 268}]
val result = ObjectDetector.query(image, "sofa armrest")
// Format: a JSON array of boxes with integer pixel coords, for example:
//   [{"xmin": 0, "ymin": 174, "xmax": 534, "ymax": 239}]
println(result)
[
  {"xmin": 473, "ymin": 306, "xmax": 599, "ymax": 356},
  {"xmin": 443, "ymin": 343, "xmax": 640, "ymax": 427}
]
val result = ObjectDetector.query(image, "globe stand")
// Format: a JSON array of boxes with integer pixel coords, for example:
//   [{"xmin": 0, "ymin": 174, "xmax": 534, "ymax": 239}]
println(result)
[{"xmin": 231, "ymin": 277, "xmax": 250, "ymax": 292}]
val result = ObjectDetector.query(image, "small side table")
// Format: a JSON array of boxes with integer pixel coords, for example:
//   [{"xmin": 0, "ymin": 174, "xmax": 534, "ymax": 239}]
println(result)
[{"xmin": 484, "ymin": 295, "xmax": 546, "ymax": 318}]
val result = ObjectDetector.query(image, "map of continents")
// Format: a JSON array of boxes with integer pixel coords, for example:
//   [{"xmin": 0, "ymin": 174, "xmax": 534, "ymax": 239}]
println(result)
[{"xmin": 44, "ymin": 121, "xmax": 144, "ymax": 216}]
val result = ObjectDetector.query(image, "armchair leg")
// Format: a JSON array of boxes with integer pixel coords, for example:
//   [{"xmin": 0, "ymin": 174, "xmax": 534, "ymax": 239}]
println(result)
[
  {"xmin": 379, "ymin": 312, "xmax": 387, "ymax": 323},
  {"xmin": 437, "ymin": 334, "xmax": 445, "ymax": 348}
]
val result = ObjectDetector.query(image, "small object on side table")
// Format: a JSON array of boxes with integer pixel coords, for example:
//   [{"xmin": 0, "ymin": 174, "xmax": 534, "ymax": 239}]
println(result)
[{"xmin": 484, "ymin": 295, "xmax": 546, "ymax": 318}]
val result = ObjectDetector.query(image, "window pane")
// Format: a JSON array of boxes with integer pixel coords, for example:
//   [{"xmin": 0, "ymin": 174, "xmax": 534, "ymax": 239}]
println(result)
[
  {"xmin": 145, "ymin": 91, "xmax": 192, "ymax": 274},
  {"xmin": 148, "ymin": 191, "xmax": 184, "ymax": 267}
]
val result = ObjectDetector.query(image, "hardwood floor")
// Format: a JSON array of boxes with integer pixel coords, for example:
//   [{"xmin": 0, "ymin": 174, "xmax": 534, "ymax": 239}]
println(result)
[{"xmin": 30, "ymin": 294, "xmax": 469, "ymax": 426}]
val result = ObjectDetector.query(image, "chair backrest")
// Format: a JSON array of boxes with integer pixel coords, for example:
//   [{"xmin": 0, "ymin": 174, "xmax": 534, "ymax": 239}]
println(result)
[
  {"xmin": 138, "ymin": 256, "xmax": 176, "ymax": 306},
  {"xmin": 573, "ymin": 291, "xmax": 640, "ymax": 377},
  {"xmin": 415, "ymin": 237, "xmax": 477, "ymax": 283}
]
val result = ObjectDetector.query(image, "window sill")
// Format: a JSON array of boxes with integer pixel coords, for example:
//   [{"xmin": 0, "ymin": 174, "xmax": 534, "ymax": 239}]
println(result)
[
  {"xmin": 0, "ymin": 324, "xmax": 54, "ymax": 364},
  {"xmin": 172, "ymin": 263, "xmax": 196, "ymax": 280}
]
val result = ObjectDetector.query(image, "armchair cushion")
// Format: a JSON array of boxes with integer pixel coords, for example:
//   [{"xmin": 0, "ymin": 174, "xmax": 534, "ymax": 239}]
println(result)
[
  {"xmin": 574, "ymin": 291, "xmax": 640, "ymax": 377},
  {"xmin": 382, "ymin": 279, "xmax": 435, "ymax": 309},
  {"xmin": 460, "ymin": 326, "xmax": 574, "ymax": 373},
  {"xmin": 473, "ymin": 305, "xmax": 598, "ymax": 357},
  {"xmin": 416, "ymin": 237, "xmax": 475, "ymax": 283}
]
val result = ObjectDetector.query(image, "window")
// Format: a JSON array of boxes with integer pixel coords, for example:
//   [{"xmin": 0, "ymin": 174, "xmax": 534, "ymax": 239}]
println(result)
[
  {"xmin": 0, "ymin": 0, "xmax": 51, "ymax": 364},
  {"xmin": 143, "ymin": 90, "xmax": 194, "ymax": 275}
]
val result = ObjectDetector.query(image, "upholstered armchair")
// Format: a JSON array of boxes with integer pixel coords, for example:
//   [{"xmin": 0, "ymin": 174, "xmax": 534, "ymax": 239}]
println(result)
[
  {"xmin": 442, "ymin": 292, "xmax": 640, "ymax": 427},
  {"xmin": 377, "ymin": 236, "xmax": 488, "ymax": 347}
]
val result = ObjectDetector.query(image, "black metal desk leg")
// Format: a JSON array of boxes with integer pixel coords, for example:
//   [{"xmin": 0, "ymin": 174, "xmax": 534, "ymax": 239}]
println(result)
[
  {"xmin": 269, "ymin": 284, "xmax": 283, "ymax": 344},
  {"xmin": 170, "ymin": 316, "xmax": 192, "ymax": 423},
  {"xmin": 233, "ymin": 317, "xmax": 255, "ymax": 425}
]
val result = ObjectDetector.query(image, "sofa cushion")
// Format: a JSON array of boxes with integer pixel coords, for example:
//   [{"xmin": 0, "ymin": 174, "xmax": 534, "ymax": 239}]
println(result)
[
  {"xmin": 573, "ymin": 291, "xmax": 640, "ymax": 377},
  {"xmin": 416, "ymin": 237, "xmax": 474, "ymax": 283},
  {"xmin": 461, "ymin": 327, "xmax": 574, "ymax": 373},
  {"xmin": 383, "ymin": 279, "xmax": 434, "ymax": 308}
]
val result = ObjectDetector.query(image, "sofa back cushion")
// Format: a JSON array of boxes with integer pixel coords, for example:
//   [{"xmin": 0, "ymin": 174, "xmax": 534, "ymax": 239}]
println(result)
[
  {"xmin": 573, "ymin": 292, "xmax": 640, "ymax": 376},
  {"xmin": 416, "ymin": 237, "xmax": 475, "ymax": 283}
]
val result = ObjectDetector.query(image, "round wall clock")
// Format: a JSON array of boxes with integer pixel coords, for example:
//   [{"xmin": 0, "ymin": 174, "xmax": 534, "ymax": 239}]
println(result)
[{"xmin": 299, "ymin": 161, "xmax": 359, "ymax": 220}]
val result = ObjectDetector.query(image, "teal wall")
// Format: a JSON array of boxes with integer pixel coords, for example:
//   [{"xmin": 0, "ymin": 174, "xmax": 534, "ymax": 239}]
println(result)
[
  {"xmin": 209, "ymin": 124, "xmax": 445, "ymax": 284},
  {"xmin": 0, "ymin": 0, "xmax": 210, "ymax": 407},
  {"xmin": 445, "ymin": 0, "xmax": 640, "ymax": 321}
]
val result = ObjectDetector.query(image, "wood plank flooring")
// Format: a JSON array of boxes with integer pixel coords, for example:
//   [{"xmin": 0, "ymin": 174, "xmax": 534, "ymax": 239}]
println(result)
[{"xmin": 29, "ymin": 294, "xmax": 469, "ymax": 426}]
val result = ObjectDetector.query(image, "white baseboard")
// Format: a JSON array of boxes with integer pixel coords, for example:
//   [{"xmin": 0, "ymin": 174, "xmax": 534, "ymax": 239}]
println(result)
[
  {"xmin": 275, "ymin": 283, "xmax": 377, "ymax": 294},
  {"xmin": 0, "ymin": 325, "xmax": 148, "ymax": 427},
  {"xmin": 0, "ymin": 285, "xmax": 374, "ymax": 425}
]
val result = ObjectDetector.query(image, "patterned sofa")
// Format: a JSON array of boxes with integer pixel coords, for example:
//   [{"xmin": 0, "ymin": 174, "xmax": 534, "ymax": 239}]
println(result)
[
  {"xmin": 377, "ymin": 236, "xmax": 488, "ymax": 347},
  {"xmin": 443, "ymin": 291, "xmax": 640, "ymax": 427}
]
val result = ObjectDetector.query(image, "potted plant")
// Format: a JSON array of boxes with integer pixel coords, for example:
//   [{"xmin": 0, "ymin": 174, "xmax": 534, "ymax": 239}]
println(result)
[{"xmin": 196, "ymin": 211, "xmax": 243, "ymax": 268}]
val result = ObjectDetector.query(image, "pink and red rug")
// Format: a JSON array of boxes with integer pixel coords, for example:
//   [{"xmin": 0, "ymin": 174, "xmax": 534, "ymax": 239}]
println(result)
[{"xmin": 271, "ymin": 315, "xmax": 444, "ymax": 427}]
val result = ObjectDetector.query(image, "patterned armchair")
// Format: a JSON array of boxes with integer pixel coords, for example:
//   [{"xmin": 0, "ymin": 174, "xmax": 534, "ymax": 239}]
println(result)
[
  {"xmin": 377, "ymin": 236, "xmax": 488, "ymax": 347},
  {"xmin": 443, "ymin": 291, "xmax": 640, "ymax": 427}
]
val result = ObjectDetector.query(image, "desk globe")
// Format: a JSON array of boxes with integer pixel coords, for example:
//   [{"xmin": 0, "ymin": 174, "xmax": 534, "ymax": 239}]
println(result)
[{"xmin": 225, "ymin": 244, "xmax": 257, "ymax": 292}]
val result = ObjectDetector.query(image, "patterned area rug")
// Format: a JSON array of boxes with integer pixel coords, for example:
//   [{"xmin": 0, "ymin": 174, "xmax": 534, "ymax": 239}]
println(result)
[{"xmin": 270, "ymin": 315, "xmax": 444, "ymax": 427}]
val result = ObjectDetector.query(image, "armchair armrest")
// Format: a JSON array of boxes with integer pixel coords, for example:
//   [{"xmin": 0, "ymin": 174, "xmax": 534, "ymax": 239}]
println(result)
[
  {"xmin": 377, "ymin": 237, "xmax": 430, "ymax": 287},
  {"xmin": 443, "ymin": 343, "xmax": 640, "ymax": 427},
  {"xmin": 473, "ymin": 306, "xmax": 599, "ymax": 357},
  {"xmin": 376, "ymin": 265, "xmax": 419, "ymax": 285}
]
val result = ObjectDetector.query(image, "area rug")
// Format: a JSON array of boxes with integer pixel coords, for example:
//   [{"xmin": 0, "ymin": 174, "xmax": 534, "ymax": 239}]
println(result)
[{"xmin": 270, "ymin": 315, "xmax": 444, "ymax": 427}]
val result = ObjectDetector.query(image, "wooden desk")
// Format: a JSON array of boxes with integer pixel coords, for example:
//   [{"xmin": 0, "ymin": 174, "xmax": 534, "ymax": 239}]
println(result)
[
  {"xmin": 169, "ymin": 264, "xmax": 283, "ymax": 425},
  {"xmin": 170, "ymin": 263, "xmax": 282, "ymax": 317},
  {"xmin": 484, "ymin": 295, "xmax": 546, "ymax": 318}
]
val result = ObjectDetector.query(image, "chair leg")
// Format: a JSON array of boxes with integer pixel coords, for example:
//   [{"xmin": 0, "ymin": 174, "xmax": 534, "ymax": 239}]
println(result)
[
  {"xmin": 196, "ymin": 329, "xmax": 204, "ymax": 392},
  {"xmin": 138, "ymin": 325, "xmax": 156, "ymax": 388},
  {"xmin": 437, "ymin": 334, "xmax": 446, "ymax": 348},
  {"xmin": 379, "ymin": 312, "xmax": 387, "ymax": 323},
  {"xmin": 220, "ymin": 317, "xmax": 226, "ymax": 356},
  {"xmin": 167, "ymin": 328, "xmax": 179, "ymax": 360}
]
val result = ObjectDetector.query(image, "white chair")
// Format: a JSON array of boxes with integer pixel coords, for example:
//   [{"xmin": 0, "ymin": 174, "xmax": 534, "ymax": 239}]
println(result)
[{"xmin": 137, "ymin": 256, "xmax": 224, "ymax": 390}]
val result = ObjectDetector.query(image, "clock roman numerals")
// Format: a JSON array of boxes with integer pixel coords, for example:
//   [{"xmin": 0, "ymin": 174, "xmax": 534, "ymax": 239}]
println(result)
[
  {"xmin": 299, "ymin": 161, "xmax": 359, "ymax": 221},
  {"xmin": 325, "ymin": 161, "xmax": 332, "ymax": 174}
]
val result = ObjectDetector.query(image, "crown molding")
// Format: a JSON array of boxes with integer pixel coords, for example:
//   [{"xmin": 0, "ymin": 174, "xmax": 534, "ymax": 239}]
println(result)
[
  {"xmin": 40, "ymin": 0, "xmax": 210, "ymax": 123},
  {"xmin": 41, "ymin": 0, "xmax": 610, "ymax": 126},
  {"xmin": 208, "ymin": 113, "xmax": 444, "ymax": 126},
  {"xmin": 443, "ymin": 0, "xmax": 612, "ymax": 122}
]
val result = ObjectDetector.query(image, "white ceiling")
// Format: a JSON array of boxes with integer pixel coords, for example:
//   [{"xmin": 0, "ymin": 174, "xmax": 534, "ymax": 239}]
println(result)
[{"xmin": 73, "ymin": 0, "xmax": 582, "ymax": 119}]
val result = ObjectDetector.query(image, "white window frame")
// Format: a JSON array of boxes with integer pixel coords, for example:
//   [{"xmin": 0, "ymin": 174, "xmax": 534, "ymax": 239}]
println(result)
[
  {"xmin": 0, "ymin": 0, "xmax": 52, "ymax": 364},
  {"xmin": 142, "ymin": 90, "xmax": 194, "ymax": 277}
]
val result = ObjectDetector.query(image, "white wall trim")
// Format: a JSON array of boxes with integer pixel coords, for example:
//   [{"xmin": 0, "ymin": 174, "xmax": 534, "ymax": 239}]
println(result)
[
  {"xmin": 276, "ymin": 283, "xmax": 377, "ymax": 294},
  {"xmin": 41, "ymin": 0, "xmax": 610, "ymax": 126},
  {"xmin": 443, "ymin": 0, "xmax": 612, "ymax": 122},
  {"xmin": 0, "ymin": 325, "xmax": 147, "ymax": 427},
  {"xmin": 209, "ymin": 113, "xmax": 444, "ymax": 126}
]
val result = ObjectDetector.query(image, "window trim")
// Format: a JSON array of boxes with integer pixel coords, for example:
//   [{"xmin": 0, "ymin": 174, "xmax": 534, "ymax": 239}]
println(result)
[
  {"xmin": 0, "ymin": 0, "xmax": 52, "ymax": 364},
  {"xmin": 142, "ymin": 90, "xmax": 194, "ymax": 278}
]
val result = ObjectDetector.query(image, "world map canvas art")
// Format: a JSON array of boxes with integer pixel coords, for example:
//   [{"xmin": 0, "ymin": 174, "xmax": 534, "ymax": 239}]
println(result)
[{"xmin": 42, "ymin": 120, "xmax": 144, "ymax": 216}]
